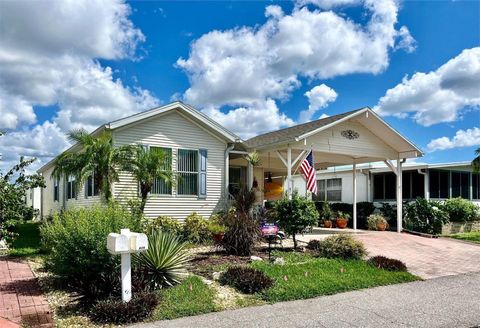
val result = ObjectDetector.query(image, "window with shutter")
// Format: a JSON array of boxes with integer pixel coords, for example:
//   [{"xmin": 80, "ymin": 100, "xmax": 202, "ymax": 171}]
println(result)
[{"xmin": 177, "ymin": 149, "xmax": 198, "ymax": 196}]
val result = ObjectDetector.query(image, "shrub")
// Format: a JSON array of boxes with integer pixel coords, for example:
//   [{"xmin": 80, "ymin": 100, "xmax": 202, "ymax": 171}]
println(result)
[
  {"xmin": 220, "ymin": 266, "xmax": 274, "ymax": 294},
  {"xmin": 367, "ymin": 214, "xmax": 388, "ymax": 230},
  {"xmin": 207, "ymin": 222, "xmax": 226, "ymax": 234},
  {"xmin": 320, "ymin": 202, "xmax": 334, "ymax": 222},
  {"xmin": 40, "ymin": 204, "xmax": 141, "ymax": 301},
  {"xmin": 368, "ymin": 256, "xmax": 407, "ymax": 272},
  {"xmin": 318, "ymin": 234, "xmax": 366, "ymax": 260},
  {"xmin": 273, "ymin": 192, "xmax": 319, "ymax": 248},
  {"xmin": 183, "ymin": 212, "xmax": 210, "ymax": 244},
  {"xmin": 404, "ymin": 198, "xmax": 448, "ymax": 235},
  {"xmin": 356, "ymin": 202, "xmax": 376, "ymax": 228},
  {"xmin": 222, "ymin": 188, "xmax": 261, "ymax": 256},
  {"xmin": 89, "ymin": 292, "xmax": 159, "ymax": 324},
  {"xmin": 443, "ymin": 198, "xmax": 480, "ymax": 222},
  {"xmin": 379, "ymin": 202, "xmax": 397, "ymax": 223},
  {"xmin": 133, "ymin": 229, "xmax": 190, "ymax": 291},
  {"xmin": 306, "ymin": 239, "xmax": 321, "ymax": 251},
  {"xmin": 143, "ymin": 216, "xmax": 182, "ymax": 235}
]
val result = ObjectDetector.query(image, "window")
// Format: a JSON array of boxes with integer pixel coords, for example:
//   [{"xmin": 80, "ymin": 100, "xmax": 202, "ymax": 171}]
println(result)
[
  {"xmin": 229, "ymin": 167, "xmax": 245, "ymax": 196},
  {"xmin": 429, "ymin": 170, "xmax": 449, "ymax": 199},
  {"xmin": 451, "ymin": 171, "xmax": 470, "ymax": 199},
  {"xmin": 151, "ymin": 147, "xmax": 172, "ymax": 195},
  {"xmin": 177, "ymin": 149, "xmax": 198, "ymax": 195},
  {"xmin": 53, "ymin": 178, "xmax": 59, "ymax": 202},
  {"xmin": 85, "ymin": 171, "xmax": 100, "ymax": 198},
  {"xmin": 373, "ymin": 172, "xmax": 396, "ymax": 200},
  {"xmin": 473, "ymin": 173, "xmax": 480, "ymax": 200},
  {"xmin": 315, "ymin": 178, "xmax": 341, "ymax": 202},
  {"xmin": 66, "ymin": 176, "xmax": 76, "ymax": 200}
]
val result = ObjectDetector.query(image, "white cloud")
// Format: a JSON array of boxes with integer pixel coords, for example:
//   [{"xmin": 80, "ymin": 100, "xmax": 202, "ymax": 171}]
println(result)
[
  {"xmin": 374, "ymin": 47, "xmax": 480, "ymax": 126},
  {"xmin": 0, "ymin": 0, "xmax": 158, "ymax": 169},
  {"xmin": 177, "ymin": 0, "xmax": 414, "ymax": 138},
  {"xmin": 295, "ymin": 0, "xmax": 359, "ymax": 10},
  {"xmin": 202, "ymin": 99, "xmax": 295, "ymax": 139},
  {"xmin": 427, "ymin": 127, "xmax": 480, "ymax": 152},
  {"xmin": 0, "ymin": 122, "xmax": 70, "ymax": 173},
  {"xmin": 300, "ymin": 84, "xmax": 338, "ymax": 122}
]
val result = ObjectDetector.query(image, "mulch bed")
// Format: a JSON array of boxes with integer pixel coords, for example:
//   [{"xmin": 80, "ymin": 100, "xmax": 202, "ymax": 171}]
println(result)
[{"xmin": 189, "ymin": 250, "xmax": 267, "ymax": 278}]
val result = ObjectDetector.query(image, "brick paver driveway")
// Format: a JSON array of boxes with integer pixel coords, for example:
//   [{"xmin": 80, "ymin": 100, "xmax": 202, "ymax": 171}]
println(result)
[
  {"xmin": 0, "ymin": 257, "xmax": 53, "ymax": 327},
  {"xmin": 354, "ymin": 231, "xmax": 480, "ymax": 279},
  {"xmin": 299, "ymin": 230, "xmax": 480, "ymax": 279}
]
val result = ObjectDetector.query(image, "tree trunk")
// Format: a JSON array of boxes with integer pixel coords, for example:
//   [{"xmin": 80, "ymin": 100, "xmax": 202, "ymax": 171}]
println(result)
[
  {"xmin": 140, "ymin": 183, "xmax": 151, "ymax": 213},
  {"xmin": 292, "ymin": 233, "xmax": 297, "ymax": 249}
]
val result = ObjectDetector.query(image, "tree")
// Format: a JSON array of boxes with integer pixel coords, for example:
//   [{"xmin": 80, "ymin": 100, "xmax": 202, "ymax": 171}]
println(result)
[
  {"xmin": 53, "ymin": 129, "xmax": 134, "ymax": 202},
  {"xmin": 123, "ymin": 146, "xmax": 173, "ymax": 212},
  {"xmin": 0, "ymin": 154, "xmax": 45, "ymax": 243},
  {"xmin": 273, "ymin": 192, "xmax": 319, "ymax": 249},
  {"xmin": 472, "ymin": 147, "xmax": 480, "ymax": 173}
]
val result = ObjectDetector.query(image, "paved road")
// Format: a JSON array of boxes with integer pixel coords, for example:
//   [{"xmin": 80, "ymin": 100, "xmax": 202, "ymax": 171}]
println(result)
[{"xmin": 131, "ymin": 272, "xmax": 480, "ymax": 328}]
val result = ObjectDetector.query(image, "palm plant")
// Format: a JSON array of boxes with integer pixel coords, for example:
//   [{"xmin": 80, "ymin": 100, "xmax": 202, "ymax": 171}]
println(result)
[
  {"xmin": 123, "ymin": 146, "xmax": 173, "ymax": 212},
  {"xmin": 52, "ymin": 129, "xmax": 135, "ymax": 202},
  {"xmin": 133, "ymin": 229, "xmax": 190, "ymax": 291},
  {"xmin": 472, "ymin": 148, "xmax": 480, "ymax": 173}
]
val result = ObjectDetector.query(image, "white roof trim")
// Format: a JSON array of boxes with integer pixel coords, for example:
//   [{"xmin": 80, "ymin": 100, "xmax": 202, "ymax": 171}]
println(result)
[
  {"xmin": 295, "ymin": 107, "xmax": 423, "ymax": 156},
  {"xmin": 107, "ymin": 101, "xmax": 240, "ymax": 142}
]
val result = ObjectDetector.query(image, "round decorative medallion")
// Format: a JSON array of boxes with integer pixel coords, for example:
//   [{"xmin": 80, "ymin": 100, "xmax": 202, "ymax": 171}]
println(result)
[{"xmin": 341, "ymin": 129, "xmax": 360, "ymax": 140}]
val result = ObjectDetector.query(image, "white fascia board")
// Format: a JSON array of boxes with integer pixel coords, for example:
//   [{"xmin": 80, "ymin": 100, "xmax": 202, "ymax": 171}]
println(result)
[
  {"xmin": 107, "ymin": 101, "xmax": 240, "ymax": 143},
  {"xmin": 295, "ymin": 107, "xmax": 369, "ymax": 141}
]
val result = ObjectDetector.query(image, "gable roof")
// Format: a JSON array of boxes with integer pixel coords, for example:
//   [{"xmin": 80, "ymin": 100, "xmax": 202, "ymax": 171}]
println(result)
[
  {"xmin": 244, "ymin": 108, "xmax": 365, "ymax": 149},
  {"xmin": 38, "ymin": 101, "xmax": 241, "ymax": 173},
  {"xmin": 106, "ymin": 101, "xmax": 241, "ymax": 142}
]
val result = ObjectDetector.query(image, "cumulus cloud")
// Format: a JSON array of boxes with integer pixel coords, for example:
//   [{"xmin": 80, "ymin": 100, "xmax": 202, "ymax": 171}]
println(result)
[
  {"xmin": 202, "ymin": 99, "xmax": 294, "ymax": 139},
  {"xmin": 0, "ymin": 0, "xmax": 158, "ymax": 170},
  {"xmin": 299, "ymin": 84, "xmax": 338, "ymax": 122},
  {"xmin": 374, "ymin": 47, "xmax": 480, "ymax": 126},
  {"xmin": 427, "ymin": 127, "xmax": 480, "ymax": 152},
  {"xmin": 177, "ymin": 0, "xmax": 414, "ymax": 137},
  {"xmin": 295, "ymin": 0, "xmax": 360, "ymax": 10},
  {"xmin": 0, "ymin": 122, "xmax": 70, "ymax": 172}
]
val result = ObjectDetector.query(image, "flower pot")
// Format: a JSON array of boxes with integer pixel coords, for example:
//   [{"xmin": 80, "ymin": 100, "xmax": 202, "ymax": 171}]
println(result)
[
  {"xmin": 336, "ymin": 218, "xmax": 348, "ymax": 229},
  {"xmin": 212, "ymin": 232, "xmax": 224, "ymax": 244},
  {"xmin": 324, "ymin": 220, "xmax": 332, "ymax": 228},
  {"xmin": 376, "ymin": 222, "xmax": 387, "ymax": 231}
]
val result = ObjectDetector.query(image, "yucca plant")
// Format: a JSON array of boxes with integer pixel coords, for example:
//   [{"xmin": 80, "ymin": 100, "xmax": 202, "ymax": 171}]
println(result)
[{"xmin": 133, "ymin": 229, "xmax": 190, "ymax": 291}]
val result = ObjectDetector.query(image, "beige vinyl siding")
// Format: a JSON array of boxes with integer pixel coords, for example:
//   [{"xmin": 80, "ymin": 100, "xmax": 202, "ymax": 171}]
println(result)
[
  {"xmin": 40, "ymin": 166, "xmax": 102, "ymax": 217},
  {"xmin": 113, "ymin": 110, "xmax": 226, "ymax": 219},
  {"xmin": 296, "ymin": 120, "xmax": 398, "ymax": 159}
]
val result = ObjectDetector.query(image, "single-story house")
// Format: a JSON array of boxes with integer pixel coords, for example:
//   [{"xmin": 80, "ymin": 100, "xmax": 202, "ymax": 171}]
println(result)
[
  {"xmin": 38, "ymin": 101, "xmax": 423, "ymax": 231},
  {"xmin": 292, "ymin": 161, "xmax": 480, "ymax": 206}
]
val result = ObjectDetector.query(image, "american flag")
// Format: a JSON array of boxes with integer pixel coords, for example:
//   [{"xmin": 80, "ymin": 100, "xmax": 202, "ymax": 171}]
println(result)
[{"xmin": 300, "ymin": 150, "xmax": 317, "ymax": 194}]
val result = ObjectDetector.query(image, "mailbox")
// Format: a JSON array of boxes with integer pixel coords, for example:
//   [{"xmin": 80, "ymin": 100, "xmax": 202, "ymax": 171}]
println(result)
[
  {"xmin": 107, "ymin": 233, "xmax": 129, "ymax": 254},
  {"xmin": 129, "ymin": 232, "xmax": 148, "ymax": 252}
]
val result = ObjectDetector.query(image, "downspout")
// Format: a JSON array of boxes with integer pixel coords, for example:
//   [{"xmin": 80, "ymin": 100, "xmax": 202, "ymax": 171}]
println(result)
[
  {"xmin": 418, "ymin": 168, "xmax": 428, "ymax": 200},
  {"xmin": 224, "ymin": 144, "xmax": 235, "ymax": 199}
]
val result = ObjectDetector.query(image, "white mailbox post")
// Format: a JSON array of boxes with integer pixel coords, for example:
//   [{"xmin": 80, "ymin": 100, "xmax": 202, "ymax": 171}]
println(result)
[{"xmin": 107, "ymin": 228, "xmax": 148, "ymax": 302}]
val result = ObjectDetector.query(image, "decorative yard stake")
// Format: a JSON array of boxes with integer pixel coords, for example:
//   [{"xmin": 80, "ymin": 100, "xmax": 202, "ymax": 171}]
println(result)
[{"xmin": 107, "ymin": 229, "xmax": 148, "ymax": 302}]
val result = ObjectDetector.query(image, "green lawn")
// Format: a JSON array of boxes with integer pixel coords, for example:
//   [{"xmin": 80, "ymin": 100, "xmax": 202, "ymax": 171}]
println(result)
[
  {"xmin": 8, "ymin": 222, "xmax": 42, "ymax": 257},
  {"xmin": 152, "ymin": 275, "xmax": 217, "ymax": 320},
  {"xmin": 448, "ymin": 231, "xmax": 480, "ymax": 244},
  {"xmin": 251, "ymin": 252, "xmax": 419, "ymax": 303}
]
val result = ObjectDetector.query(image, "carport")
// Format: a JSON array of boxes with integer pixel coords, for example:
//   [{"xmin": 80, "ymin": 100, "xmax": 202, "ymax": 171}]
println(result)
[{"xmin": 239, "ymin": 107, "xmax": 423, "ymax": 232}]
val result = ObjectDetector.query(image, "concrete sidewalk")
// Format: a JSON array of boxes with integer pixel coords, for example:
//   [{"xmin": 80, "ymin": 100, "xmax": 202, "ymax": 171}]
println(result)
[{"xmin": 132, "ymin": 272, "xmax": 480, "ymax": 328}]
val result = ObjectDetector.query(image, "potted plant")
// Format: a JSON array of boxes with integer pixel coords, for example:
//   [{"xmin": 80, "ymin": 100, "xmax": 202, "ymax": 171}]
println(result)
[
  {"xmin": 208, "ymin": 222, "xmax": 226, "ymax": 243},
  {"xmin": 336, "ymin": 211, "xmax": 350, "ymax": 229},
  {"xmin": 367, "ymin": 214, "xmax": 388, "ymax": 231},
  {"xmin": 322, "ymin": 202, "xmax": 333, "ymax": 228}
]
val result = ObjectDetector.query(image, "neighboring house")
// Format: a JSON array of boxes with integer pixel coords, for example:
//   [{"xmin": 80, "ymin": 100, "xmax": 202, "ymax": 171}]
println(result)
[
  {"xmin": 38, "ymin": 101, "xmax": 422, "ymax": 231},
  {"xmin": 24, "ymin": 187, "xmax": 41, "ymax": 219},
  {"xmin": 292, "ymin": 161, "xmax": 480, "ymax": 206}
]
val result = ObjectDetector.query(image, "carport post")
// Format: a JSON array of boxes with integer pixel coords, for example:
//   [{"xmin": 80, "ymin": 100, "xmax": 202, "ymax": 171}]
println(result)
[
  {"xmin": 287, "ymin": 146, "xmax": 292, "ymax": 200},
  {"xmin": 396, "ymin": 158, "xmax": 403, "ymax": 233},
  {"xmin": 353, "ymin": 161, "xmax": 357, "ymax": 230}
]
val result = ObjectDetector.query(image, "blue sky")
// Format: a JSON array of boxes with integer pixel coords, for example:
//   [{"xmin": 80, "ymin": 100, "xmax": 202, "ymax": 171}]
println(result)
[{"xmin": 0, "ymin": 0, "xmax": 479, "ymax": 171}]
